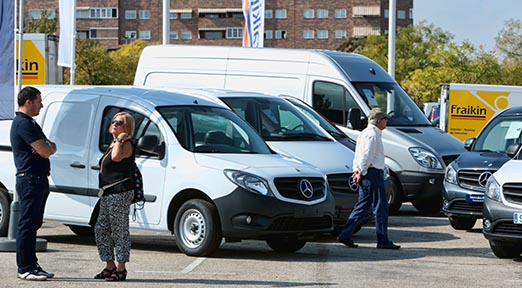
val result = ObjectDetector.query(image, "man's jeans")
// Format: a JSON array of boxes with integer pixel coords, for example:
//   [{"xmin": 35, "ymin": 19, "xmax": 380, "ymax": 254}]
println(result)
[
  {"xmin": 338, "ymin": 168, "xmax": 390, "ymax": 245},
  {"xmin": 15, "ymin": 173, "xmax": 49, "ymax": 273}
]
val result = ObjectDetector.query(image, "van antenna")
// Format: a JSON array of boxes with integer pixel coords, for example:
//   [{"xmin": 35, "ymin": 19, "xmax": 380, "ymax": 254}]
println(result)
[{"xmin": 194, "ymin": 100, "xmax": 198, "ymax": 104}]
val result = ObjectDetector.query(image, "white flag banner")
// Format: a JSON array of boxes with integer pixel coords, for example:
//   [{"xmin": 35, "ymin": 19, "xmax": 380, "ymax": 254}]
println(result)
[
  {"xmin": 0, "ymin": 0, "xmax": 14, "ymax": 119},
  {"xmin": 242, "ymin": 0, "xmax": 265, "ymax": 48},
  {"xmin": 57, "ymin": 0, "xmax": 75, "ymax": 67}
]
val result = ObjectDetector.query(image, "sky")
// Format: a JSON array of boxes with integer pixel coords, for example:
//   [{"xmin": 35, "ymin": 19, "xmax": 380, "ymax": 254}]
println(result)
[{"xmin": 413, "ymin": 0, "xmax": 522, "ymax": 50}]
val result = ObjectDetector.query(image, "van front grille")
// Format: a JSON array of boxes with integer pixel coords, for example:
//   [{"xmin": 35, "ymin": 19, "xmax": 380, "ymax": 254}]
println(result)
[
  {"xmin": 449, "ymin": 200, "xmax": 483, "ymax": 213},
  {"xmin": 503, "ymin": 183, "xmax": 522, "ymax": 205},
  {"xmin": 493, "ymin": 222, "xmax": 522, "ymax": 236},
  {"xmin": 274, "ymin": 177, "xmax": 325, "ymax": 201},
  {"xmin": 457, "ymin": 169, "xmax": 495, "ymax": 191},
  {"xmin": 327, "ymin": 173, "xmax": 357, "ymax": 194},
  {"xmin": 267, "ymin": 216, "xmax": 333, "ymax": 231}
]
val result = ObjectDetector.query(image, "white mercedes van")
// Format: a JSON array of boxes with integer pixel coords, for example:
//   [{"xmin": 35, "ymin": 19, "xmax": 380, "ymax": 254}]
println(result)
[
  {"xmin": 0, "ymin": 86, "xmax": 334, "ymax": 256},
  {"xmin": 134, "ymin": 45, "xmax": 465, "ymax": 214}
]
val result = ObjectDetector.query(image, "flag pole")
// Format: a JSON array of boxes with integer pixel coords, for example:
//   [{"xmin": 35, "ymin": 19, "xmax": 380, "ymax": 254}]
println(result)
[{"xmin": 69, "ymin": 1, "xmax": 76, "ymax": 84}]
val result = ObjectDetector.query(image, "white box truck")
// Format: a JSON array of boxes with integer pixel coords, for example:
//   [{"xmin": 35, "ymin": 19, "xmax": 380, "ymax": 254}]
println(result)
[
  {"xmin": 439, "ymin": 83, "xmax": 522, "ymax": 141},
  {"xmin": 134, "ymin": 45, "xmax": 465, "ymax": 214}
]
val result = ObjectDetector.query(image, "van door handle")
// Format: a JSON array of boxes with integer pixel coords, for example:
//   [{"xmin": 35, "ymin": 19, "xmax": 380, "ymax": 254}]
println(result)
[
  {"xmin": 91, "ymin": 165, "xmax": 100, "ymax": 171},
  {"xmin": 70, "ymin": 162, "xmax": 86, "ymax": 169}
]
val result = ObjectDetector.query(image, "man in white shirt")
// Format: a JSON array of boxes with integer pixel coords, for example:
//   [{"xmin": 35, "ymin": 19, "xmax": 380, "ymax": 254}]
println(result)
[{"xmin": 337, "ymin": 108, "xmax": 400, "ymax": 250}]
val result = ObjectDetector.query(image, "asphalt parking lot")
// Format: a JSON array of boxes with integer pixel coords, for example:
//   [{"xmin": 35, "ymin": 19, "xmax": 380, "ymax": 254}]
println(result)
[{"xmin": 0, "ymin": 204, "xmax": 521, "ymax": 288}]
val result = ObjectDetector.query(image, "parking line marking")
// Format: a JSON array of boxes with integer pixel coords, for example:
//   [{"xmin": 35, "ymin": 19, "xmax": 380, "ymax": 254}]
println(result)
[{"xmin": 181, "ymin": 257, "xmax": 206, "ymax": 273}]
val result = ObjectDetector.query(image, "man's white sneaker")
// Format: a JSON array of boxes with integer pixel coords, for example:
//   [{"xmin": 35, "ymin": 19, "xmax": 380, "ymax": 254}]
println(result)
[
  {"xmin": 36, "ymin": 263, "xmax": 55, "ymax": 278},
  {"xmin": 17, "ymin": 270, "xmax": 48, "ymax": 281}
]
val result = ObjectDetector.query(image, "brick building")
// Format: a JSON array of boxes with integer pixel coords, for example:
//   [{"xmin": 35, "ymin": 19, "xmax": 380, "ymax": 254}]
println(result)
[{"xmin": 24, "ymin": 0, "xmax": 413, "ymax": 50}]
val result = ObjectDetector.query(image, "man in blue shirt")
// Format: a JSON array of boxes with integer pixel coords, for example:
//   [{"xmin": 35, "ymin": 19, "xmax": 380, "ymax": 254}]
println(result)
[{"xmin": 10, "ymin": 87, "xmax": 57, "ymax": 281}]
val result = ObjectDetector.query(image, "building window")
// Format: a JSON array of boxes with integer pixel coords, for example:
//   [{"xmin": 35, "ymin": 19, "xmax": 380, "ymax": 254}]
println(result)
[
  {"xmin": 125, "ymin": 31, "xmax": 137, "ymax": 40},
  {"xmin": 170, "ymin": 12, "xmax": 178, "ymax": 19},
  {"xmin": 275, "ymin": 30, "xmax": 286, "ymax": 39},
  {"xmin": 384, "ymin": 9, "xmax": 389, "ymax": 19},
  {"xmin": 397, "ymin": 10, "xmax": 406, "ymax": 19},
  {"xmin": 335, "ymin": 30, "xmax": 346, "ymax": 39},
  {"xmin": 89, "ymin": 28, "xmax": 118, "ymax": 39},
  {"xmin": 265, "ymin": 9, "xmax": 273, "ymax": 19},
  {"xmin": 265, "ymin": 30, "xmax": 273, "ymax": 39},
  {"xmin": 180, "ymin": 13, "xmax": 192, "ymax": 19},
  {"xmin": 90, "ymin": 8, "xmax": 118, "ymax": 19},
  {"xmin": 169, "ymin": 31, "xmax": 178, "ymax": 39},
  {"xmin": 335, "ymin": 9, "xmax": 346, "ymax": 19},
  {"xmin": 181, "ymin": 31, "xmax": 192, "ymax": 40},
  {"xmin": 200, "ymin": 30, "xmax": 225, "ymax": 39},
  {"xmin": 353, "ymin": 6, "xmax": 380, "ymax": 17},
  {"xmin": 125, "ymin": 10, "xmax": 136, "ymax": 19},
  {"xmin": 317, "ymin": 9, "xmax": 328, "ymax": 19},
  {"xmin": 76, "ymin": 8, "xmax": 89, "ymax": 19},
  {"xmin": 353, "ymin": 26, "xmax": 381, "ymax": 37},
  {"xmin": 317, "ymin": 30, "xmax": 328, "ymax": 39},
  {"xmin": 304, "ymin": 10, "xmax": 314, "ymax": 19},
  {"xmin": 409, "ymin": 8, "xmax": 413, "ymax": 19},
  {"xmin": 139, "ymin": 10, "xmax": 150, "ymax": 19},
  {"xmin": 226, "ymin": 27, "xmax": 243, "ymax": 39},
  {"xmin": 275, "ymin": 9, "xmax": 287, "ymax": 19},
  {"xmin": 29, "ymin": 9, "xmax": 56, "ymax": 19},
  {"xmin": 139, "ymin": 30, "xmax": 151, "ymax": 40},
  {"xmin": 303, "ymin": 30, "xmax": 314, "ymax": 39}
]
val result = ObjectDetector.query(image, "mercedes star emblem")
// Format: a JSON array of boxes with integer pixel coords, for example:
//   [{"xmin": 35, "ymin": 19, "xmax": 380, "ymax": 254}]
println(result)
[
  {"xmin": 299, "ymin": 179, "xmax": 314, "ymax": 199},
  {"xmin": 478, "ymin": 171, "xmax": 493, "ymax": 187}
]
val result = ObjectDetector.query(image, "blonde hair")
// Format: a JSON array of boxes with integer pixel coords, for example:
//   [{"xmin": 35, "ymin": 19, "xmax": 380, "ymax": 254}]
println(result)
[{"xmin": 111, "ymin": 112, "xmax": 135, "ymax": 137}]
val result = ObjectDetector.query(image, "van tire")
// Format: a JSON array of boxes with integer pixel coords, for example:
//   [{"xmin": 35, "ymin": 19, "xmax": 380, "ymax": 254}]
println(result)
[
  {"xmin": 266, "ymin": 237, "xmax": 306, "ymax": 253},
  {"xmin": 387, "ymin": 176, "xmax": 402, "ymax": 215},
  {"xmin": 0, "ymin": 190, "xmax": 10, "ymax": 237},
  {"xmin": 489, "ymin": 240, "xmax": 522, "ymax": 258},
  {"xmin": 174, "ymin": 199, "xmax": 222, "ymax": 256},
  {"xmin": 448, "ymin": 216, "xmax": 476, "ymax": 230},
  {"xmin": 68, "ymin": 225, "xmax": 94, "ymax": 237}
]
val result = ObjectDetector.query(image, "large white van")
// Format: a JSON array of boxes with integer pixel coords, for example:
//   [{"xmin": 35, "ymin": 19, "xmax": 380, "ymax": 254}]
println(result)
[
  {"xmin": 0, "ymin": 86, "xmax": 334, "ymax": 256},
  {"xmin": 134, "ymin": 45, "xmax": 465, "ymax": 214}
]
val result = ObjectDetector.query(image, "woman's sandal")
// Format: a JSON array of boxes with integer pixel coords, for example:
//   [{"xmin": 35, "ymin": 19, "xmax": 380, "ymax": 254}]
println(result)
[
  {"xmin": 94, "ymin": 267, "xmax": 116, "ymax": 279},
  {"xmin": 105, "ymin": 269, "xmax": 127, "ymax": 281}
]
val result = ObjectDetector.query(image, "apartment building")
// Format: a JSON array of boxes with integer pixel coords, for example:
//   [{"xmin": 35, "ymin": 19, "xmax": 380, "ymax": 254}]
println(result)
[{"xmin": 24, "ymin": 0, "xmax": 413, "ymax": 50}]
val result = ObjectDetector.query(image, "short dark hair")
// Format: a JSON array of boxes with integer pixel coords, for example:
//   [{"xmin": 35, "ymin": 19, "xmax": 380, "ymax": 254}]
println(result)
[{"xmin": 17, "ymin": 86, "xmax": 41, "ymax": 107}]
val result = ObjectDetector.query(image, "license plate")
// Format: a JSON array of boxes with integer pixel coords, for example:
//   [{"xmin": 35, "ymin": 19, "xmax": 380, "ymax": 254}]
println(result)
[
  {"xmin": 466, "ymin": 194, "xmax": 484, "ymax": 203},
  {"xmin": 514, "ymin": 213, "xmax": 522, "ymax": 224}
]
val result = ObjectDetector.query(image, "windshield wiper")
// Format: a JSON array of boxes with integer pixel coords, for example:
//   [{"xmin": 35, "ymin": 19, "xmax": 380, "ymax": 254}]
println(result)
[{"xmin": 281, "ymin": 133, "xmax": 331, "ymax": 141}]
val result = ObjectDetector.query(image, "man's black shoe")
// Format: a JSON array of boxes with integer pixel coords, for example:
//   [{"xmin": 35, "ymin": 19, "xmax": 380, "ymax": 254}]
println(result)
[
  {"xmin": 377, "ymin": 242, "xmax": 401, "ymax": 250},
  {"xmin": 337, "ymin": 237, "xmax": 358, "ymax": 248}
]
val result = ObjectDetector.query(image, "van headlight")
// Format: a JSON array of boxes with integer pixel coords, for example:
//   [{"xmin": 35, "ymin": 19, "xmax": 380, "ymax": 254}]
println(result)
[
  {"xmin": 445, "ymin": 164, "xmax": 457, "ymax": 184},
  {"xmin": 485, "ymin": 177, "xmax": 501, "ymax": 202},
  {"xmin": 408, "ymin": 147, "xmax": 443, "ymax": 170},
  {"xmin": 224, "ymin": 169, "xmax": 272, "ymax": 196}
]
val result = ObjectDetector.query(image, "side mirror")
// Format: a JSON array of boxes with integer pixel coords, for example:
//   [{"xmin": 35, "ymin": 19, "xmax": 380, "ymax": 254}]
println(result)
[
  {"xmin": 348, "ymin": 108, "xmax": 363, "ymax": 131},
  {"xmin": 506, "ymin": 143, "xmax": 522, "ymax": 158},
  {"xmin": 463, "ymin": 138, "xmax": 475, "ymax": 151},
  {"xmin": 137, "ymin": 135, "xmax": 159, "ymax": 155}
]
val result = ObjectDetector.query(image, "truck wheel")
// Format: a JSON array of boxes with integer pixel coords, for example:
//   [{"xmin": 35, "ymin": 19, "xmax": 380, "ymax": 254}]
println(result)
[
  {"xmin": 67, "ymin": 225, "xmax": 94, "ymax": 237},
  {"xmin": 489, "ymin": 240, "xmax": 522, "ymax": 258},
  {"xmin": 0, "ymin": 190, "xmax": 10, "ymax": 237},
  {"xmin": 448, "ymin": 216, "xmax": 476, "ymax": 230},
  {"xmin": 266, "ymin": 237, "xmax": 306, "ymax": 253},
  {"xmin": 174, "ymin": 199, "xmax": 222, "ymax": 256},
  {"xmin": 387, "ymin": 176, "xmax": 403, "ymax": 215}
]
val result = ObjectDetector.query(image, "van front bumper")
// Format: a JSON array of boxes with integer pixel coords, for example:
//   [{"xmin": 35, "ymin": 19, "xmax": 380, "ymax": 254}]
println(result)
[
  {"xmin": 442, "ymin": 181, "xmax": 484, "ymax": 218},
  {"xmin": 399, "ymin": 171, "xmax": 444, "ymax": 201},
  {"xmin": 214, "ymin": 187, "xmax": 335, "ymax": 239},
  {"xmin": 483, "ymin": 197, "xmax": 522, "ymax": 242}
]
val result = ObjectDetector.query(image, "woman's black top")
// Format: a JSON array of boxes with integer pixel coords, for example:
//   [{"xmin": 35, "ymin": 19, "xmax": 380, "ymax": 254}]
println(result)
[{"xmin": 99, "ymin": 144, "xmax": 135, "ymax": 190}]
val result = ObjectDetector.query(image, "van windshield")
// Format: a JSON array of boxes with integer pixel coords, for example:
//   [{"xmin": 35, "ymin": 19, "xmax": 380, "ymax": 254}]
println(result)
[
  {"xmin": 352, "ymin": 82, "xmax": 431, "ymax": 127},
  {"xmin": 473, "ymin": 115, "xmax": 522, "ymax": 153},
  {"xmin": 157, "ymin": 106, "xmax": 272, "ymax": 154},
  {"xmin": 220, "ymin": 97, "xmax": 333, "ymax": 142}
]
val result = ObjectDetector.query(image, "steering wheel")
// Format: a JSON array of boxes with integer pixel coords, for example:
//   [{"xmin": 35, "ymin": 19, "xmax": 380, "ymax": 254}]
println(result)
[
  {"xmin": 290, "ymin": 124, "xmax": 304, "ymax": 131},
  {"xmin": 273, "ymin": 127, "xmax": 288, "ymax": 133}
]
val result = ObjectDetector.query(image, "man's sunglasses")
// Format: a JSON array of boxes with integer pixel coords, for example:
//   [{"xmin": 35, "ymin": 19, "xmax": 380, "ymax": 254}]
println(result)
[{"xmin": 111, "ymin": 119, "xmax": 124, "ymax": 126}]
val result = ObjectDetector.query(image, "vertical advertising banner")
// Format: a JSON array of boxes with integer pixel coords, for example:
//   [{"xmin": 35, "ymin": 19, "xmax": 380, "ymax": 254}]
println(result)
[
  {"xmin": 242, "ymin": 0, "xmax": 265, "ymax": 48},
  {"xmin": 58, "ymin": 0, "xmax": 75, "ymax": 67},
  {"xmin": 0, "ymin": 0, "xmax": 14, "ymax": 119}
]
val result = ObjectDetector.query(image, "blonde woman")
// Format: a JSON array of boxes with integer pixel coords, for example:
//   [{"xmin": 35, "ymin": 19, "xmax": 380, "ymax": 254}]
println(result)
[{"xmin": 94, "ymin": 112, "xmax": 135, "ymax": 281}]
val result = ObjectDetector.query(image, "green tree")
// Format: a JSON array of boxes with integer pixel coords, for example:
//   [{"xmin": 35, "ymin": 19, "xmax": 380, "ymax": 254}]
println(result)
[
  {"xmin": 496, "ymin": 19, "xmax": 522, "ymax": 86},
  {"xmin": 68, "ymin": 39, "xmax": 115, "ymax": 85},
  {"xmin": 109, "ymin": 40, "xmax": 149, "ymax": 84},
  {"xmin": 26, "ymin": 10, "xmax": 57, "ymax": 34}
]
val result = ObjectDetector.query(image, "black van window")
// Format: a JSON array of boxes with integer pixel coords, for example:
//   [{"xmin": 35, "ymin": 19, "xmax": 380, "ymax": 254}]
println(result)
[{"xmin": 312, "ymin": 81, "xmax": 361, "ymax": 126}]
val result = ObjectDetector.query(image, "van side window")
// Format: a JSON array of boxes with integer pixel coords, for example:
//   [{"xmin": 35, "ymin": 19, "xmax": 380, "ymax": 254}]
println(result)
[
  {"xmin": 312, "ymin": 81, "xmax": 360, "ymax": 126},
  {"xmin": 42, "ymin": 102, "xmax": 93, "ymax": 152},
  {"xmin": 99, "ymin": 106, "xmax": 165, "ymax": 159}
]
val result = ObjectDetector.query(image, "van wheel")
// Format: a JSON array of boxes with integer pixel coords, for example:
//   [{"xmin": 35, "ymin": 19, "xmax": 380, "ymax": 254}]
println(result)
[
  {"xmin": 489, "ymin": 240, "xmax": 522, "ymax": 258},
  {"xmin": 174, "ymin": 199, "xmax": 222, "ymax": 256},
  {"xmin": 68, "ymin": 225, "xmax": 94, "ymax": 237},
  {"xmin": 387, "ymin": 176, "xmax": 402, "ymax": 215},
  {"xmin": 448, "ymin": 216, "xmax": 476, "ymax": 230},
  {"xmin": 0, "ymin": 190, "xmax": 10, "ymax": 237},
  {"xmin": 266, "ymin": 237, "xmax": 306, "ymax": 253}
]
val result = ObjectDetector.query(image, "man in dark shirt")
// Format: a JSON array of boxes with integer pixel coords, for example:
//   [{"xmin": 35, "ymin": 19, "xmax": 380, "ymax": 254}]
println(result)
[{"xmin": 10, "ymin": 86, "xmax": 57, "ymax": 281}]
